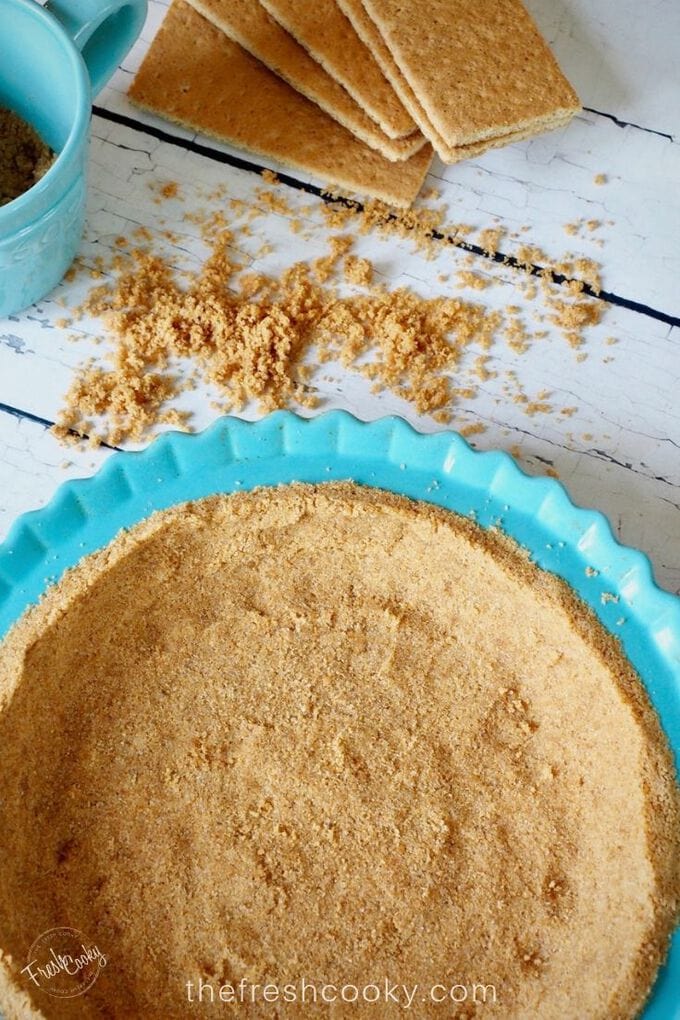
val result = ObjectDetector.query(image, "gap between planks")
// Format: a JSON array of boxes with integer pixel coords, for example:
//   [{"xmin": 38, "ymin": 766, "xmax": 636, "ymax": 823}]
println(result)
[
  {"xmin": 91, "ymin": 106, "xmax": 680, "ymax": 330},
  {"xmin": 0, "ymin": 401, "xmax": 120, "ymax": 452}
]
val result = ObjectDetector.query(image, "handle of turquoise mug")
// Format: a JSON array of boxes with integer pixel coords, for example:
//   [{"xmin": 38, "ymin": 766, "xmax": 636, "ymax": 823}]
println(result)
[{"xmin": 45, "ymin": 0, "xmax": 148, "ymax": 97}]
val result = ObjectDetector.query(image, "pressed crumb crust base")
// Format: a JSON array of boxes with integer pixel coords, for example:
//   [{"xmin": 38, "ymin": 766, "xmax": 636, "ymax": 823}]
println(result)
[{"xmin": 0, "ymin": 483, "xmax": 677, "ymax": 1019}]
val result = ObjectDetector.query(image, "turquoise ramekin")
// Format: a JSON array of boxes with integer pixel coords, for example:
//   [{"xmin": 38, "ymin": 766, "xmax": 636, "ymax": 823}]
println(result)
[
  {"xmin": 0, "ymin": 411, "xmax": 677, "ymax": 1016},
  {"xmin": 0, "ymin": 0, "xmax": 147, "ymax": 316}
]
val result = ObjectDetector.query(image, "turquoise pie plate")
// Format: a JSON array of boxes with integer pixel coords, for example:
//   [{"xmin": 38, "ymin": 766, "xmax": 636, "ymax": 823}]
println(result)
[{"xmin": 0, "ymin": 410, "xmax": 678, "ymax": 1016}]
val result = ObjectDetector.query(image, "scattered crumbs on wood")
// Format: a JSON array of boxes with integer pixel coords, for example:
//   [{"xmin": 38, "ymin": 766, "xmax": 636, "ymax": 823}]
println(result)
[{"xmin": 49, "ymin": 180, "xmax": 611, "ymax": 446}]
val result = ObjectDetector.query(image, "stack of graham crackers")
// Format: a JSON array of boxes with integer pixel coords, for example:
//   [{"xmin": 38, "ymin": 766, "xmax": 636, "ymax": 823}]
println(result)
[{"xmin": 129, "ymin": 0, "xmax": 580, "ymax": 208}]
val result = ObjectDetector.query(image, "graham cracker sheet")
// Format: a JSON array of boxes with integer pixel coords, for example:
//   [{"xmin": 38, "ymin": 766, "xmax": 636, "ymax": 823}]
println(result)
[
  {"xmin": 259, "ymin": 0, "xmax": 416, "ymax": 140},
  {"xmin": 186, "ymin": 0, "xmax": 425, "ymax": 161},
  {"xmin": 360, "ymin": 0, "xmax": 581, "ymax": 148},
  {"xmin": 129, "ymin": 1, "xmax": 432, "ymax": 208},
  {"xmin": 339, "ymin": 0, "xmax": 573, "ymax": 163},
  {"xmin": 336, "ymin": 0, "xmax": 447, "ymax": 152},
  {"xmin": 443, "ymin": 115, "xmax": 575, "ymax": 163}
]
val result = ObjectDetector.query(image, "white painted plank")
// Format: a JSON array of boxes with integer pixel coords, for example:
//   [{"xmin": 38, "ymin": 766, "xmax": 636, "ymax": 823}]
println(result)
[
  {"xmin": 0, "ymin": 412, "xmax": 108, "ymax": 541},
  {"xmin": 524, "ymin": 0, "xmax": 680, "ymax": 138},
  {"xmin": 430, "ymin": 113, "xmax": 679, "ymax": 316}
]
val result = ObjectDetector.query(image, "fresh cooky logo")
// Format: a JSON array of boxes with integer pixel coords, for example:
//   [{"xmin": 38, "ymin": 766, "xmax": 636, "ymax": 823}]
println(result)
[{"xmin": 21, "ymin": 928, "xmax": 106, "ymax": 998}]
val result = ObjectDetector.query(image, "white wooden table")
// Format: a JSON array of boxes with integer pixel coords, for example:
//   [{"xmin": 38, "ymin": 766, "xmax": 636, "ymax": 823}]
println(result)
[{"xmin": 1, "ymin": 0, "xmax": 678, "ymax": 593}]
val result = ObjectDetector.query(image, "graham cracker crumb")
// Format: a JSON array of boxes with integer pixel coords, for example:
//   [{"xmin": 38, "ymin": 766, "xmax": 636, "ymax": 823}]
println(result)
[
  {"xmin": 0, "ymin": 107, "xmax": 55, "ymax": 205},
  {"xmin": 457, "ymin": 271, "xmax": 489, "ymax": 291},
  {"xmin": 478, "ymin": 227, "xmax": 505, "ymax": 256},
  {"xmin": 344, "ymin": 255, "xmax": 373, "ymax": 287},
  {"xmin": 459, "ymin": 421, "xmax": 487, "ymax": 438}
]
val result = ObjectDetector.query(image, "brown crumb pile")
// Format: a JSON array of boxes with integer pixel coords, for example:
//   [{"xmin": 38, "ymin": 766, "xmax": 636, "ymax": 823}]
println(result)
[
  {"xmin": 53, "ymin": 185, "xmax": 608, "ymax": 447},
  {"xmin": 0, "ymin": 108, "xmax": 54, "ymax": 206},
  {"xmin": 55, "ymin": 232, "xmax": 503, "ymax": 445}
]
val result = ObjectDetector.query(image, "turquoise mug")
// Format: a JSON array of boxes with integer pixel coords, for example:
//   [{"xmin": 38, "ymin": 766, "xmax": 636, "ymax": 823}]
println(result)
[{"xmin": 0, "ymin": 0, "xmax": 147, "ymax": 316}]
